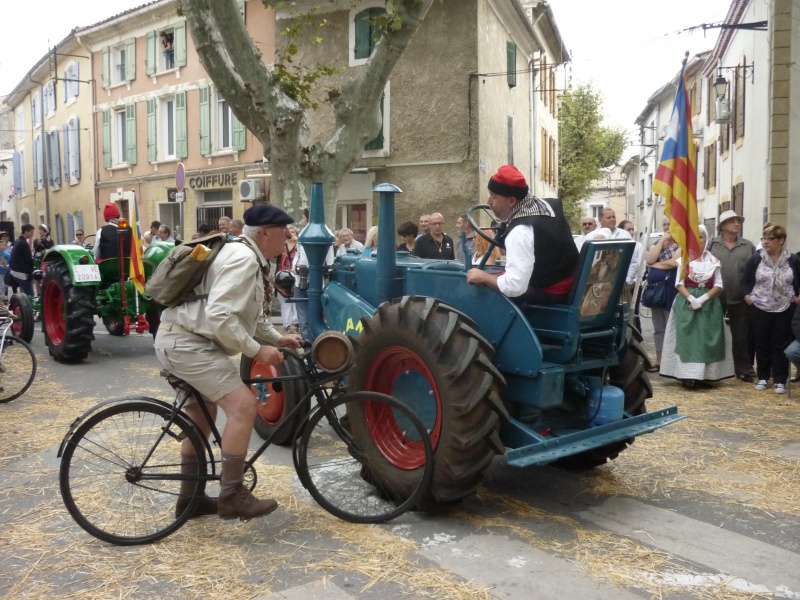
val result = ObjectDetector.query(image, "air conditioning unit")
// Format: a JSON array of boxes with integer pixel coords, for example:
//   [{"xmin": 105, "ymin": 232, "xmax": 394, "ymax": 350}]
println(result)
[
  {"xmin": 715, "ymin": 99, "xmax": 731, "ymax": 124},
  {"xmin": 239, "ymin": 178, "xmax": 263, "ymax": 201}
]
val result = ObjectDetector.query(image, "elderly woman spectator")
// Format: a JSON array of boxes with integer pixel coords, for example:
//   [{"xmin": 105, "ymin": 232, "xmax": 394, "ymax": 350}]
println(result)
[
  {"xmin": 397, "ymin": 221, "xmax": 418, "ymax": 253},
  {"xmin": 644, "ymin": 216, "xmax": 682, "ymax": 373},
  {"xmin": 742, "ymin": 224, "xmax": 800, "ymax": 394},
  {"xmin": 707, "ymin": 210, "xmax": 756, "ymax": 382},
  {"xmin": 471, "ymin": 229, "xmax": 502, "ymax": 266},
  {"xmin": 660, "ymin": 225, "xmax": 734, "ymax": 389}
]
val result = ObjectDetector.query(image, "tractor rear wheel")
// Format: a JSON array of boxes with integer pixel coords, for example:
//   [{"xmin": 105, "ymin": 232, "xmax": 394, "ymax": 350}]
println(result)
[
  {"xmin": 554, "ymin": 326, "xmax": 652, "ymax": 470},
  {"xmin": 42, "ymin": 261, "xmax": 96, "ymax": 363},
  {"xmin": 348, "ymin": 297, "xmax": 507, "ymax": 509},
  {"xmin": 240, "ymin": 346, "xmax": 310, "ymax": 446},
  {"xmin": 9, "ymin": 293, "xmax": 34, "ymax": 343}
]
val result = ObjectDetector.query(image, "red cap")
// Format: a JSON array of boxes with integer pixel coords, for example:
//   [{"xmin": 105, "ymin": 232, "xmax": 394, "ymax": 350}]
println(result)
[
  {"xmin": 103, "ymin": 202, "xmax": 120, "ymax": 221},
  {"xmin": 488, "ymin": 165, "xmax": 528, "ymax": 200}
]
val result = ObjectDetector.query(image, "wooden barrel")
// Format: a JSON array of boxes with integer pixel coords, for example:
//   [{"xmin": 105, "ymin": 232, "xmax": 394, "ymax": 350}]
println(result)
[{"xmin": 312, "ymin": 331, "xmax": 355, "ymax": 373}]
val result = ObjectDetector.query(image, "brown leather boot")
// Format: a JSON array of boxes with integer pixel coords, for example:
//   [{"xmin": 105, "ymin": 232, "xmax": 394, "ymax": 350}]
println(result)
[
  {"xmin": 218, "ymin": 453, "xmax": 278, "ymax": 521},
  {"xmin": 175, "ymin": 450, "xmax": 218, "ymax": 518}
]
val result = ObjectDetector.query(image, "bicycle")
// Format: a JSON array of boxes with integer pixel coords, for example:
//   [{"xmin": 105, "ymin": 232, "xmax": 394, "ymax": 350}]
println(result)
[
  {"xmin": 0, "ymin": 316, "xmax": 37, "ymax": 403},
  {"xmin": 57, "ymin": 332, "xmax": 434, "ymax": 546}
]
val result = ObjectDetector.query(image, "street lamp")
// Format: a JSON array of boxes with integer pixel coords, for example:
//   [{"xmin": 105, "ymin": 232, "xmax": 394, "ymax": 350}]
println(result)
[
  {"xmin": 0, "ymin": 162, "xmax": 7, "ymax": 176},
  {"xmin": 640, "ymin": 159, "xmax": 648, "ymax": 173},
  {"xmin": 713, "ymin": 74, "xmax": 728, "ymax": 100}
]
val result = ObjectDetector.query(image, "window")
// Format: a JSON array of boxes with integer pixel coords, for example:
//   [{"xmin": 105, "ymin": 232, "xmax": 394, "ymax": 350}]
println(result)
[
  {"xmin": 146, "ymin": 23, "xmax": 186, "ymax": 75},
  {"xmin": 63, "ymin": 117, "xmax": 81, "ymax": 183},
  {"xmin": 363, "ymin": 85, "xmax": 389, "ymax": 156},
  {"xmin": 17, "ymin": 108, "xmax": 24, "ymax": 140},
  {"xmin": 115, "ymin": 109, "xmax": 127, "ymax": 165},
  {"xmin": 162, "ymin": 98, "xmax": 175, "ymax": 158},
  {"xmin": 102, "ymin": 39, "xmax": 135, "ymax": 87},
  {"xmin": 196, "ymin": 190, "xmax": 233, "ymax": 233},
  {"xmin": 155, "ymin": 92, "xmax": 187, "ymax": 160},
  {"xmin": 12, "ymin": 151, "xmax": 26, "ymax": 196},
  {"xmin": 507, "ymin": 116, "xmax": 514, "ymax": 164},
  {"xmin": 63, "ymin": 62, "xmax": 79, "ymax": 104},
  {"xmin": 46, "ymin": 129, "xmax": 61, "ymax": 187},
  {"xmin": 218, "ymin": 97, "xmax": 234, "ymax": 149},
  {"xmin": 103, "ymin": 105, "xmax": 136, "ymax": 167},
  {"xmin": 703, "ymin": 142, "xmax": 717, "ymax": 191},
  {"xmin": 31, "ymin": 93, "xmax": 41, "ymax": 128},
  {"xmin": 507, "ymin": 42, "xmax": 517, "ymax": 87},
  {"xmin": 539, "ymin": 57, "xmax": 547, "ymax": 103},
  {"xmin": 33, "ymin": 133, "xmax": 44, "ymax": 189},
  {"xmin": 706, "ymin": 77, "xmax": 716, "ymax": 125},
  {"xmin": 351, "ymin": 5, "xmax": 386, "ymax": 65}
]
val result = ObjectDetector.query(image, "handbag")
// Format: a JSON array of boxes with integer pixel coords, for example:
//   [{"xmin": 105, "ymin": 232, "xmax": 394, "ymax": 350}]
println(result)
[{"xmin": 641, "ymin": 280, "xmax": 667, "ymax": 308}]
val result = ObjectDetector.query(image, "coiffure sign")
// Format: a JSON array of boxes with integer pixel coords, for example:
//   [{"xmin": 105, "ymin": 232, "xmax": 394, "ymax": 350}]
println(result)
[{"xmin": 188, "ymin": 172, "xmax": 238, "ymax": 189}]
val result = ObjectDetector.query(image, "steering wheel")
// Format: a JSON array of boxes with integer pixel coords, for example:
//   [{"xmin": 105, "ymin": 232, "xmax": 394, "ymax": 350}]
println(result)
[
  {"xmin": 81, "ymin": 234, "xmax": 96, "ymax": 250},
  {"xmin": 467, "ymin": 204, "xmax": 502, "ymax": 245}
]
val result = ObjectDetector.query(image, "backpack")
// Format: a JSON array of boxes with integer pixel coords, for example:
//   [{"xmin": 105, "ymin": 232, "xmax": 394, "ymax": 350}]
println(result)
[{"xmin": 145, "ymin": 233, "xmax": 230, "ymax": 308}]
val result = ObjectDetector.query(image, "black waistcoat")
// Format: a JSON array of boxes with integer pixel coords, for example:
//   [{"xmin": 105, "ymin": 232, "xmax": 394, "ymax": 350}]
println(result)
[
  {"xmin": 97, "ymin": 224, "xmax": 132, "ymax": 260},
  {"xmin": 500, "ymin": 198, "xmax": 578, "ymax": 290}
]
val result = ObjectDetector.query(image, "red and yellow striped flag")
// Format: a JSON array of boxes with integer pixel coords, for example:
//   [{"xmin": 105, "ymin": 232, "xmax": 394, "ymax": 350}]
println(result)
[
  {"xmin": 652, "ymin": 53, "xmax": 701, "ymax": 280},
  {"xmin": 129, "ymin": 194, "xmax": 146, "ymax": 294}
]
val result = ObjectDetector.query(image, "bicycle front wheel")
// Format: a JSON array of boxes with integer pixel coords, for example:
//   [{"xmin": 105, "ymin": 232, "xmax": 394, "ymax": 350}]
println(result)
[
  {"xmin": 295, "ymin": 391, "xmax": 433, "ymax": 524},
  {"xmin": 0, "ymin": 335, "xmax": 37, "ymax": 403},
  {"xmin": 59, "ymin": 400, "xmax": 207, "ymax": 545}
]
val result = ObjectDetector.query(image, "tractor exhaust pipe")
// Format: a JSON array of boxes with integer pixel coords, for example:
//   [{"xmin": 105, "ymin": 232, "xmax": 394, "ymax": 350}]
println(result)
[
  {"xmin": 299, "ymin": 182, "xmax": 335, "ymax": 339},
  {"xmin": 374, "ymin": 183, "xmax": 402, "ymax": 303}
]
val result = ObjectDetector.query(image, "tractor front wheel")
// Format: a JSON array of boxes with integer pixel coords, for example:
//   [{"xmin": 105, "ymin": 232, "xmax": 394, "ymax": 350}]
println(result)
[
  {"xmin": 554, "ymin": 326, "xmax": 652, "ymax": 470},
  {"xmin": 9, "ymin": 293, "xmax": 34, "ymax": 343},
  {"xmin": 102, "ymin": 316, "xmax": 125, "ymax": 336},
  {"xmin": 348, "ymin": 297, "xmax": 507, "ymax": 509},
  {"xmin": 42, "ymin": 261, "xmax": 96, "ymax": 363}
]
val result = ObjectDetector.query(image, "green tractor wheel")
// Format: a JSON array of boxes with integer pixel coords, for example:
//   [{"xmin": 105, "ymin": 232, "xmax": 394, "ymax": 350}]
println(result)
[
  {"xmin": 553, "ymin": 325, "xmax": 652, "ymax": 470},
  {"xmin": 42, "ymin": 261, "xmax": 96, "ymax": 363},
  {"xmin": 347, "ymin": 297, "xmax": 508, "ymax": 510},
  {"xmin": 9, "ymin": 293, "xmax": 35, "ymax": 343}
]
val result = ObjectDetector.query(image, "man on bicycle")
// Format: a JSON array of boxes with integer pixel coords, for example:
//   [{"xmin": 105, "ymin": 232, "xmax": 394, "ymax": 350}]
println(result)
[{"xmin": 155, "ymin": 204, "xmax": 302, "ymax": 521}]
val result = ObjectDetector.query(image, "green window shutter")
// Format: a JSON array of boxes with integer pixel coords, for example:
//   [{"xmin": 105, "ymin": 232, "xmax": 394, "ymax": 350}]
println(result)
[
  {"xmin": 232, "ymin": 111, "xmax": 246, "ymax": 151},
  {"xmin": 126, "ymin": 103, "xmax": 137, "ymax": 165},
  {"xmin": 147, "ymin": 98, "xmax": 157, "ymax": 162},
  {"xmin": 146, "ymin": 31, "xmax": 156, "ymax": 76},
  {"xmin": 199, "ymin": 86, "xmax": 211, "ymax": 155},
  {"xmin": 237, "ymin": 0, "xmax": 246, "ymax": 21},
  {"xmin": 125, "ymin": 38, "xmax": 136, "ymax": 80},
  {"xmin": 102, "ymin": 110, "xmax": 111, "ymax": 169},
  {"xmin": 507, "ymin": 42, "xmax": 517, "ymax": 87},
  {"xmin": 174, "ymin": 22, "xmax": 187, "ymax": 68},
  {"xmin": 354, "ymin": 10, "xmax": 371, "ymax": 59},
  {"xmin": 365, "ymin": 93, "xmax": 385, "ymax": 150},
  {"xmin": 176, "ymin": 91, "xmax": 188, "ymax": 158},
  {"xmin": 101, "ymin": 46, "xmax": 110, "ymax": 87}
]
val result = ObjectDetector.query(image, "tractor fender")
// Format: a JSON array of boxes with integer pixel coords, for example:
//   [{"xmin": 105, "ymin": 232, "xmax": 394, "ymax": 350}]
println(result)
[
  {"xmin": 143, "ymin": 242, "xmax": 174, "ymax": 267},
  {"xmin": 42, "ymin": 245, "xmax": 100, "ymax": 287},
  {"xmin": 320, "ymin": 281, "xmax": 377, "ymax": 337}
]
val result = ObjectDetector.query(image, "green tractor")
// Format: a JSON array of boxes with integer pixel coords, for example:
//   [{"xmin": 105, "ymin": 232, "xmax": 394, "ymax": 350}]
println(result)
[{"xmin": 17, "ymin": 224, "xmax": 170, "ymax": 363}]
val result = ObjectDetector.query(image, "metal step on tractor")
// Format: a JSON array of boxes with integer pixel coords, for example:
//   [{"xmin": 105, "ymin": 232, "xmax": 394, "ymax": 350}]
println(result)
[
  {"xmin": 246, "ymin": 182, "xmax": 686, "ymax": 509},
  {"xmin": 12, "ymin": 220, "xmax": 168, "ymax": 362}
]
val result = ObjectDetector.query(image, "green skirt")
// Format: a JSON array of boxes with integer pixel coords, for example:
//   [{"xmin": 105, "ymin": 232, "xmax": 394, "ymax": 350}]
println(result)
[{"xmin": 673, "ymin": 288, "xmax": 726, "ymax": 364}]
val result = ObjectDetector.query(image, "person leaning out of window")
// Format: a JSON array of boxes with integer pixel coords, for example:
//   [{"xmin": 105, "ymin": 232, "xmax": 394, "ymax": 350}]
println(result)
[{"xmin": 741, "ymin": 224, "xmax": 800, "ymax": 395}]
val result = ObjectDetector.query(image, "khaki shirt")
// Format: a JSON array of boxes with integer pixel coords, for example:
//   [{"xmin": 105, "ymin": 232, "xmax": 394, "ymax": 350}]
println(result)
[
  {"xmin": 159, "ymin": 234, "xmax": 282, "ymax": 358},
  {"xmin": 707, "ymin": 235, "xmax": 755, "ymax": 304}
]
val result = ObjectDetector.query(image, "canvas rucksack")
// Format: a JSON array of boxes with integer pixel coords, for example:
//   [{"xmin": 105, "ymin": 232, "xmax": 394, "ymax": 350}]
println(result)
[{"xmin": 145, "ymin": 233, "xmax": 230, "ymax": 308}]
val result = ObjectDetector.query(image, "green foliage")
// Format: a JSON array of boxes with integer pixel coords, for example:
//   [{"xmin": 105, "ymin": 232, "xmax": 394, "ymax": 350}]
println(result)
[{"xmin": 558, "ymin": 84, "xmax": 626, "ymax": 227}]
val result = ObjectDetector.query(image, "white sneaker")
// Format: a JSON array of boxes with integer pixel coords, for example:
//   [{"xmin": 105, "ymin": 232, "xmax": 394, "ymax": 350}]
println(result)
[
  {"xmin": 755, "ymin": 380, "xmax": 768, "ymax": 391},
  {"xmin": 775, "ymin": 384, "xmax": 787, "ymax": 394}
]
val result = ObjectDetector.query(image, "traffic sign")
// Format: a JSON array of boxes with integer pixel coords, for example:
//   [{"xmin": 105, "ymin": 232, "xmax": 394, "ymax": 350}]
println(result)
[
  {"xmin": 176, "ymin": 162, "xmax": 185, "ymax": 192},
  {"xmin": 175, "ymin": 191, "xmax": 185, "ymax": 203}
]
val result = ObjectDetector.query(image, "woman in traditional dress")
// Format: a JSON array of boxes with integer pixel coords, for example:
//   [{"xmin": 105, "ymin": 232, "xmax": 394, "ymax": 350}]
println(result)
[
  {"xmin": 660, "ymin": 225, "xmax": 734, "ymax": 389},
  {"xmin": 741, "ymin": 224, "xmax": 800, "ymax": 394}
]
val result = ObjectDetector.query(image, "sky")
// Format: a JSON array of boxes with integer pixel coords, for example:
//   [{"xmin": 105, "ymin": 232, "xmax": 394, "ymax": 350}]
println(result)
[{"xmin": 2, "ymin": 0, "xmax": 732, "ymax": 151}]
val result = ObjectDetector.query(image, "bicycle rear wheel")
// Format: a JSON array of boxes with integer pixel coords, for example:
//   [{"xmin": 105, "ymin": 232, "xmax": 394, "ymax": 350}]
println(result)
[
  {"xmin": 294, "ymin": 391, "xmax": 433, "ymax": 524},
  {"xmin": 0, "ymin": 335, "xmax": 37, "ymax": 403},
  {"xmin": 59, "ymin": 400, "xmax": 207, "ymax": 545}
]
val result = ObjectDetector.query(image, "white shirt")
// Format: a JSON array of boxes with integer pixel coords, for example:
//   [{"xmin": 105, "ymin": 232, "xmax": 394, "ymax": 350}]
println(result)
[
  {"xmin": 584, "ymin": 227, "xmax": 631, "ymax": 241},
  {"xmin": 496, "ymin": 225, "xmax": 534, "ymax": 298},
  {"xmin": 336, "ymin": 239, "xmax": 364, "ymax": 257},
  {"xmin": 627, "ymin": 241, "xmax": 645, "ymax": 284}
]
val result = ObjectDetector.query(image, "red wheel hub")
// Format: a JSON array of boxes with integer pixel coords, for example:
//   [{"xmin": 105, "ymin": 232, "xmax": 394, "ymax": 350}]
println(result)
[
  {"xmin": 249, "ymin": 362, "xmax": 285, "ymax": 424},
  {"xmin": 11, "ymin": 303, "xmax": 23, "ymax": 336},
  {"xmin": 43, "ymin": 281, "xmax": 65, "ymax": 345},
  {"xmin": 363, "ymin": 346, "xmax": 442, "ymax": 470}
]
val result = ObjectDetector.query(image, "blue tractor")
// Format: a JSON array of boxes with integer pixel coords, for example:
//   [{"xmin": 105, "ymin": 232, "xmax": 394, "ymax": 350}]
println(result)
[{"xmin": 284, "ymin": 182, "xmax": 685, "ymax": 508}]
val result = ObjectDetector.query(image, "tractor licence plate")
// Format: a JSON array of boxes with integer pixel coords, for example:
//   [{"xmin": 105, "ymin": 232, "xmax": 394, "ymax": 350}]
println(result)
[{"xmin": 73, "ymin": 265, "xmax": 101, "ymax": 282}]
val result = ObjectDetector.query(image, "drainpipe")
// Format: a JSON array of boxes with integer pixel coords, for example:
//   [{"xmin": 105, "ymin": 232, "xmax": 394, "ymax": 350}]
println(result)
[
  {"xmin": 529, "ymin": 53, "xmax": 539, "ymax": 197},
  {"xmin": 298, "ymin": 182, "xmax": 334, "ymax": 338}
]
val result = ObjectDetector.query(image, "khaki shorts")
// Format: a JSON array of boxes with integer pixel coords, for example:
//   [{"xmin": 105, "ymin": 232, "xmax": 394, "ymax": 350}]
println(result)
[{"xmin": 154, "ymin": 324, "xmax": 244, "ymax": 403}]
